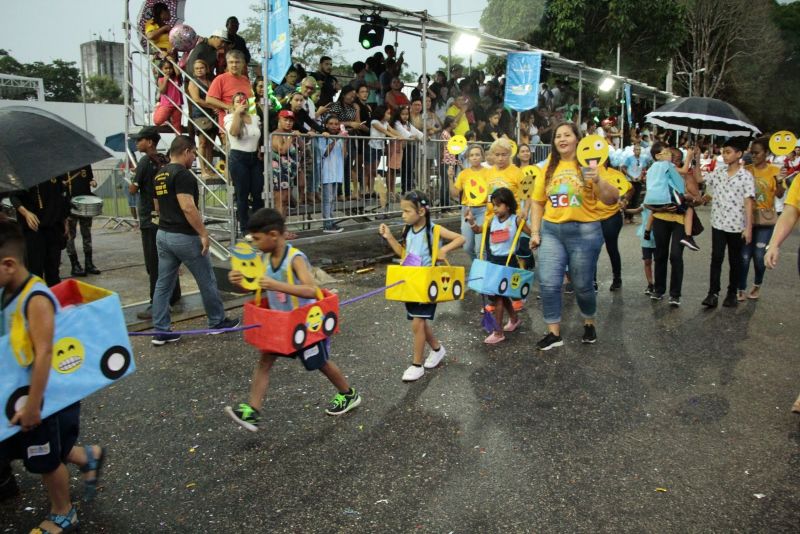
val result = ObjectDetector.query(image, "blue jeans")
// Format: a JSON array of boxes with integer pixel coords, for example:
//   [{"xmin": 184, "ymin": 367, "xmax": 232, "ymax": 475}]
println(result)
[
  {"xmin": 322, "ymin": 182, "xmax": 339, "ymax": 229},
  {"xmin": 538, "ymin": 220, "xmax": 603, "ymax": 324},
  {"xmin": 228, "ymin": 149, "xmax": 265, "ymax": 234},
  {"xmin": 739, "ymin": 224, "xmax": 774, "ymax": 289},
  {"xmin": 460, "ymin": 205, "xmax": 486, "ymax": 259},
  {"xmin": 153, "ymin": 230, "xmax": 226, "ymax": 331}
]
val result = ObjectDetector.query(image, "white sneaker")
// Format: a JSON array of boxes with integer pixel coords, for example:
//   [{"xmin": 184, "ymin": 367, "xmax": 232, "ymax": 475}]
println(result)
[
  {"xmin": 423, "ymin": 345, "xmax": 446, "ymax": 369},
  {"xmin": 402, "ymin": 365, "xmax": 425, "ymax": 382}
]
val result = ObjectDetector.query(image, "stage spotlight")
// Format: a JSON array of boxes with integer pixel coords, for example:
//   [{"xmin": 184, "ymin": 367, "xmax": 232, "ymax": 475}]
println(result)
[{"xmin": 359, "ymin": 13, "xmax": 388, "ymax": 49}]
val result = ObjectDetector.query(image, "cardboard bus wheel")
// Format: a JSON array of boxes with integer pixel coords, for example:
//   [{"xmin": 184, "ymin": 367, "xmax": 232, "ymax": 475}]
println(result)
[
  {"xmin": 521, "ymin": 283, "xmax": 530, "ymax": 299},
  {"xmin": 498, "ymin": 279, "xmax": 508, "ymax": 294},
  {"xmin": 292, "ymin": 325, "xmax": 307, "ymax": 350},
  {"xmin": 322, "ymin": 312, "xmax": 337, "ymax": 335},
  {"xmin": 453, "ymin": 280, "xmax": 463, "ymax": 299},
  {"xmin": 428, "ymin": 281, "xmax": 439, "ymax": 300}
]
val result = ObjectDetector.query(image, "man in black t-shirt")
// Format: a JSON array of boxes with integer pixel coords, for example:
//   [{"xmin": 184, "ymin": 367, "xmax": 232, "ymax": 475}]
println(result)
[
  {"xmin": 129, "ymin": 126, "xmax": 182, "ymax": 319},
  {"xmin": 62, "ymin": 165, "xmax": 99, "ymax": 276},
  {"xmin": 312, "ymin": 55, "xmax": 340, "ymax": 107},
  {"xmin": 150, "ymin": 136, "xmax": 238, "ymax": 345}
]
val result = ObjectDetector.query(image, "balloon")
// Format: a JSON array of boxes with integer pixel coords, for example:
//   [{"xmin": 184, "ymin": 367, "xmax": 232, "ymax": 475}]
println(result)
[
  {"xmin": 169, "ymin": 24, "xmax": 197, "ymax": 52},
  {"xmin": 509, "ymin": 140, "xmax": 518, "ymax": 158}
]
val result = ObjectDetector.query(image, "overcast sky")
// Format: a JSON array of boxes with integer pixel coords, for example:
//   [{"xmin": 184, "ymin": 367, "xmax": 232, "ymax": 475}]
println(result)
[{"xmin": 3, "ymin": 0, "xmax": 489, "ymax": 75}]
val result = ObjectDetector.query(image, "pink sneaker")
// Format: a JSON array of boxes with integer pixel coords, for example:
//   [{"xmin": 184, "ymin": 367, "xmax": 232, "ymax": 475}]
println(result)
[
  {"xmin": 503, "ymin": 318, "xmax": 522, "ymax": 332},
  {"xmin": 484, "ymin": 332, "xmax": 505, "ymax": 344}
]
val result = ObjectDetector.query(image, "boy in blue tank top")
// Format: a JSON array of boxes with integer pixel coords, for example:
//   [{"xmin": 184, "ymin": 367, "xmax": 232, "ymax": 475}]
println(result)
[
  {"xmin": 0, "ymin": 220, "xmax": 105, "ymax": 533},
  {"xmin": 225, "ymin": 209, "xmax": 361, "ymax": 431}
]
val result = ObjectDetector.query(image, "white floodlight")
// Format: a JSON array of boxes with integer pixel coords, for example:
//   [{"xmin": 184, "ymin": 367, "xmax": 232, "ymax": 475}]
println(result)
[
  {"xmin": 598, "ymin": 77, "xmax": 615, "ymax": 92},
  {"xmin": 454, "ymin": 33, "xmax": 480, "ymax": 55}
]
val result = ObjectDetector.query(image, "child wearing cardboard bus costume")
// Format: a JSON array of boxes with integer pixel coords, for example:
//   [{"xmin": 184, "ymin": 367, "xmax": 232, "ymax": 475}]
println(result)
[
  {"xmin": 225, "ymin": 209, "xmax": 361, "ymax": 431},
  {"xmin": 379, "ymin": 191, "xmax": 465, "ymax": 382},
  {"xmin": 0, "ymin": 220, "xmax": 105, "ymax": 534}
]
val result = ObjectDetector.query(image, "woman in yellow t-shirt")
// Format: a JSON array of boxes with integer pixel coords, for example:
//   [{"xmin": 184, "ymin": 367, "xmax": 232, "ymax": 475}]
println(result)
[
  {"xmin": 740, "ymin": 137, "xmax": 786, "ymax": 300},
  {"xmin": 450, "ymin": 145, "xmax": 489, "ymax": 258},
  {"xmin": 530, "ymin": 122, "xmax": 620, "ymax": 350}
]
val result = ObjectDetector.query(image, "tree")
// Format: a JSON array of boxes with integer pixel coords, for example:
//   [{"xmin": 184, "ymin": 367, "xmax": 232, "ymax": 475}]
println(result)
[
  {"xmin": 480, "ymin": 0, "xmax": 546, "ymax": 41},
  {"xmin": 0, "ymin": 53, "xmax": 81, "ymax": 102},
  {"xmin": 85, "ymin": 75, "xmax": 122, "ymax": 104},
  {"xmin": 240, "ymin": 5, "xmax": 343, "ymax": 71}
]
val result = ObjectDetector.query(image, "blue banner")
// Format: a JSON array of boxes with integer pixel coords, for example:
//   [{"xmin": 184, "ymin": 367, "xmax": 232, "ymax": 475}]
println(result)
[
  {"xmin": 267, "ymin": 0, "xmax": 291, "ymax": 84},
  {"xmin": 504, "ymin": 52, "xmax": 541, "ymax": 112},
  {"xmin": 624, "ymin": 83, "xmax": 633, "ymax": 126}
]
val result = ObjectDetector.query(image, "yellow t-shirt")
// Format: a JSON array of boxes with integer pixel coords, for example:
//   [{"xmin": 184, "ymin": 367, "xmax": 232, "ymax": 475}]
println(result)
[
  {"xmin": 745, "ymin": 164, "xmax": 779, "ymax": 210},
  {"xmin": 532, "ymin": 160, "xmax": 617, "ymax": 223},
  {"xmin": 485, "ymin": 164, "xmax": 523, "ymax": 216},
  {"xmin": 785, "ymin": 175, "xmax": 800, "ymax": 210},
  {"xmin": 145, "ymin": 19, "xmax": 171, "ymax": 51},
  {"xmin": 445, "ymin": 106, "xmax": 470, "ymax": 136},
  {"xmin": 454, "ymin": 167, "xmax": 489, "ymax": 207},
  {"xmin": 594, "ymin": 167, "xmax": 631, "ymax": 220}
]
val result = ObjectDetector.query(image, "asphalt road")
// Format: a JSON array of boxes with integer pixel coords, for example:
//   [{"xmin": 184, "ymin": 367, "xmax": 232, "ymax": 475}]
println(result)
[{"xmin": 2, "ymin": 213, "xmax": 799, "ymax": 533}]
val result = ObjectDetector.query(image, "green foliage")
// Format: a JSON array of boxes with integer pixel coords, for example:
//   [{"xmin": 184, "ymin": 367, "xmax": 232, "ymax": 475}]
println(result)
[
  {"xmin": 480, "ymin": 0, "xmax": 547, "ymax": 40},
  {"xmin": 241, "ymin": 6, "xmax": 343, "ymax": 68},
  {"xmin": 85, "ymin": 75, "xmax": 122, "ymax": 104},
  {"xmin": 0, "ymin": 52, "xmax": 81, "ymax": 102}
]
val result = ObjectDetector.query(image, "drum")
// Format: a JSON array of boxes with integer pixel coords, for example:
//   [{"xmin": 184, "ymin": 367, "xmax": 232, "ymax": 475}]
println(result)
[{"xmin": 71, "ymin": 195, "xmax": 103, "ymax": 218}]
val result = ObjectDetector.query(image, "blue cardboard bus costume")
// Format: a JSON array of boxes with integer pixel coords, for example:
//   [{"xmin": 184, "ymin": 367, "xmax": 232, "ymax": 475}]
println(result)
[
  {"xmin": 1, "ymin": 278, "xmax": 135, "ymax": 441},
  {"xmin": 468, "ymin": 215, "xmax": 534, "ymax": 299},
  {"xmin": 384, "ymin": 225, "xmax": 466, "ymax": 303}
]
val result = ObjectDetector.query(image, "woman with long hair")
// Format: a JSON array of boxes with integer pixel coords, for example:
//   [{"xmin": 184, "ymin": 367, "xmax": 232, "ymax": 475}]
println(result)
[
  {"xmin": 530, "ymin": 122, "xmax": 620, "ymax": 350},
  {"xmin": 187, "ymin": 59, "xmax": 218, "ymax": 178}
]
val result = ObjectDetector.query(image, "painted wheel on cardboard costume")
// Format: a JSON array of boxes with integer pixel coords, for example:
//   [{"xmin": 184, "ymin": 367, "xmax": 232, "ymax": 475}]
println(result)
[
  {"xmin": 322, "ymin": 312, "xmax": 337, "ymax": 335},
  {"xmin": 292, "ymin": 324, "xmax": 307, "ymax": 350},
  {"xmin": 452, "ymin": 280, "xmax": 463, "ymax": 299},
  {"xmin": 5, "ymin": 386, "xmax": 39, "ymax": 421},
  {"xmin": 100, "ymin": 346, "xmax": 132, "ymax": 380},
  {"xmin": 428, "ymin": 281, "xmax": 439, "ymax": 301},
  {"xmin": 498, "ymin": 278, "xmax": 508, "ymax": 294},
  {"xmin": 520, "ymin": 283, "xmax": 530, "ymax": 299}
]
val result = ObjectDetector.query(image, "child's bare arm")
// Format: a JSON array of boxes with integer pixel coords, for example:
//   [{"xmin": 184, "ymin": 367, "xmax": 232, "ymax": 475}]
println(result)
[
  {"xmin": 437, "ymin": 226, "xmax": 466, "ymax": 259},
  {"xmin": 10, "ymin": 295, "xmax": 54, "ymax": 430},
  {"xmin": 379, "ymin": 224, "xmax": 405, "ymax": 257},
  {"xmin": 258, "ymin": 256, "xmax": 319, "ymax": 299}
]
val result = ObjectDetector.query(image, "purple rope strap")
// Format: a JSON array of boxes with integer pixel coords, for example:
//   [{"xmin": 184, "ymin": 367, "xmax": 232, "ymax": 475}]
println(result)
[
  {"xmin": 340, "ymin": 280, "xmax": 405, "ymax": 306},
  {"xmin": 129, "ymin": 324, "xmax": 259, "ymax": 336}
]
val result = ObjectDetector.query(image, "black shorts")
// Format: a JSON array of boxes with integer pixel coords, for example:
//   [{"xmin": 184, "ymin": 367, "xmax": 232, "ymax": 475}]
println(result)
[
  {"xmin": 642, "ymin": 247, "xmax": 655, "ymax": 260},
  {"xmin": 0, "ymin": 403, "xmax": 80, "ymax": 475},
  {"xmin": 290, "ymin": 340, "xmax": 330, "ymax": 371},
  {"xmin": 405, "ymin": 302, "xmax": 436, "ymax": 321}
]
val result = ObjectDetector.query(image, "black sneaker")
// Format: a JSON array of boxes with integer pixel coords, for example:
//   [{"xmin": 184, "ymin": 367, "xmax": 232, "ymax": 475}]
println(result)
[
  {"xmin": 581, "ymin": 324, "xmax": 597, "ymax": 344},
  {"xmin": 537, "ymin": 332, "xmax": 564, "ymax": 351},
  {"xmin": 322, "ymin": 226, "xmax": 344, "ymax": 234},
  {"xmin": 210, "ymin": 317, "xmax": 241, "ymax": 334},
  {"xmin": 650, "ymin": 293, "xmax": 664, "ymax": 301},
  {"xmin": 225, "ymin": 403, "xmax": 260, "ymax": 432},
  {"xmin": 136, "ymin": 305, "xmax": 153, "ymax": 320},
  {"xmin": 702, "ymin": 293, "xmax": 719, "ymax": 308},
  {"xmin": 645, "ymin": 284, "xmax": 655, "ymax": 295},
  {"xmin": 151, "ymin": 332, "xmax": 181, "ymax": 346},
  {"xmin": 325, "ymin": 388, "xmax": 362, "ymax": 416},
  {"xmin": 610, "ymin": 279, "xmax": 622, "ymax": 291},
  {"xmin": 680, "ymin": 235, "xmax": 700, "ymax": 251},
  {"xmin": 722, "ymin": 293, "xmax": 737, "ymax": 308},
  {"xmin": 668, "ymin": 296, "xmax": 681, "ymax": 307}
]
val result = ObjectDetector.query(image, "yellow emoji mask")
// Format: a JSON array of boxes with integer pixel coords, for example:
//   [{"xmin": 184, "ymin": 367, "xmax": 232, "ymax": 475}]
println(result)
[
  {"xmin": 230, "ymin": 242, "xmax": 264, "ymax": 291},
  {"xmin": 577, "ymin": 135, "xmax": 610, "ymax": 168},
  {"xmin": 769, "ymin": 131, "xmax": 797, "ymax": 157},
  {"xmin": 447, "ymin": 135, "xmax": 468, "ymax": 155}
]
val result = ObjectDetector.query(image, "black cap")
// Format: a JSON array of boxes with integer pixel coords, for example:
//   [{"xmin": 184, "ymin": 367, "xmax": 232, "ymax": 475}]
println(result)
[{"xmin": 133, "ymin": 126, "xmax": 161, "ymax": 142}]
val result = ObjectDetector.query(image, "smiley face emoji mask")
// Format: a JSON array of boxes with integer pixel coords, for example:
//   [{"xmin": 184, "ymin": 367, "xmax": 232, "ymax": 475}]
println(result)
[
  {"xmin": 769, "ymin": 131, "xmax": 797, "ymax": 157},
  {"xmin": 463, "ymin": 177, "xmax": 488, "ymax": 205},
  {"xmin": 577, "ymin": 135, "xmax": 609, "ymax": 168},
  {"xmin": 230, "ymin": 242, "xmax": 264, "ymax": 291},
  {"xmin": 52, "ymin": 337, "xmax": 85, "ymax": 374},
  {"xmin": 520, "ymin": 165, "xmax": 541, "ymax": 199},
  {"xmin": 447, "ymin": 135, "xmax": 468, "ymax": 155}
]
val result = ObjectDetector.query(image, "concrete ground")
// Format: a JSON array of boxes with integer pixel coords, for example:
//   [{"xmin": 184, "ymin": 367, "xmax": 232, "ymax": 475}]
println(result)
[{"xmin": 2, "ymin": 207, "xmax": 799, "ymax": 533}]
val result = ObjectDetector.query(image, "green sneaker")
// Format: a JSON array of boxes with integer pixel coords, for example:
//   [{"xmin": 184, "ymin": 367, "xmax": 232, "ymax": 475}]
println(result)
[
  {"xmin": 225, "ymin": 403, "xmax": 261, "ymax": 432},
  {"xmin": 325, "ymin": 389, "xmax": 362, "ymax": 416}
]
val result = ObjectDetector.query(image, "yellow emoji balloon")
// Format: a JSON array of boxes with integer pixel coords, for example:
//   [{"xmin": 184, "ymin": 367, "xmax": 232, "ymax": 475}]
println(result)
[
  {"xmin": 577, "ymin": 135, "xmax": 610, "ymax": 168},
  {"xmin": 447, "ymin": 135, "xmax": 468, "ymax": 155},
  {"xmin": 520, "ymin": 165, "xmax": 541, "ymax": 199},
  {"xmin": 52, "ymin": 337, "xmax": 85, "ymax": 374},
  {"xmin": 230, "ymin": 241, "xmax": 264, "ymax": 291},
  {"xmin": 769, "ymin": 130, "xmax": 797, "ymax": 156}
]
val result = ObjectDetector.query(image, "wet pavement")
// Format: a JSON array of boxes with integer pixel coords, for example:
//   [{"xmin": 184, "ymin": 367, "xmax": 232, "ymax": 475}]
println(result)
[{"xmin": 2, "ymin": 208, "xmax": 799, "ymax": 533}]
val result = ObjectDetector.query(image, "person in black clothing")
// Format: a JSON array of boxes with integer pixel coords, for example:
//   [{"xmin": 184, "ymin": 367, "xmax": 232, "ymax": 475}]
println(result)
[
  {"xmin": 128, "ymin": 126, "xmax": 182, "ymax": 320},
  {"xmin": 10, "ymin": 178, "xmax": 68, "ymax": 286},
  {"xmin": 226, "ymin": 17, "xmax": 250, "ymax": 66},
  {"xmin": 185, "ymin": 29, "xmax": 229, "ymax": 81},
  {"xmin": 312, "ymin": 55, "xmax": 340, "ymax": 107},
  {"xmin": 62, "ymin": 165, "xmax": 100, "ymax": 276},
  {"xmin": 287, "ymin": 91, "xmax": 323, "ymax": 134}
]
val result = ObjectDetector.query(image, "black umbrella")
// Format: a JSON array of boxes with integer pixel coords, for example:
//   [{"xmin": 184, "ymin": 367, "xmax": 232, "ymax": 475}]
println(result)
[
  {"xmin": 0, "ymin": 106, "xmax": 113, "ymax": 193},
  {"xmin": 645, "ymin": 97, "xmax": 761, "ymax": 137}
]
